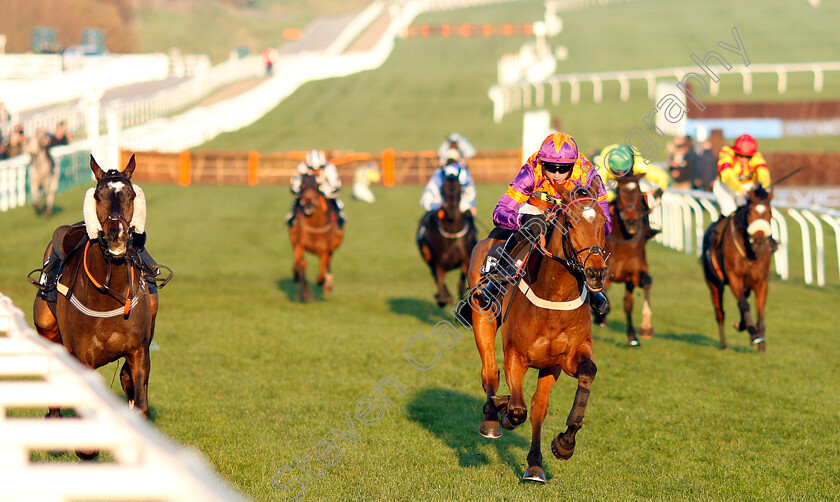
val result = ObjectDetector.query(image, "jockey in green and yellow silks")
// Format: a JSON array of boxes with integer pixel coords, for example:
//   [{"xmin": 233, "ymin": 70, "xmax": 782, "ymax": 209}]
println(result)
[
  {"xmin": 594, "ymin": 144, "xmax": 664, "ymax": 240},
  {"xmin": 594, "ymin": 144, "xmax": 668, "ymax": 203}
]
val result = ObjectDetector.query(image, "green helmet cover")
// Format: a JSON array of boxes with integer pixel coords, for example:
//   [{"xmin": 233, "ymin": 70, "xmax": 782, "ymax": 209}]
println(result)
[{"xmin": 606, "ymin": 145, "xmax": 634, "ymax": 175}]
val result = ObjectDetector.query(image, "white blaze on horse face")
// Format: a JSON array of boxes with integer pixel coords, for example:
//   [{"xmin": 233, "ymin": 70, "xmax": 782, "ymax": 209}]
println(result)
[
  {"xmin": 755, "ymin": 204, "xmax": 766, "ymax": 214},
  {"xmin": 626, "ymin": 181, "xmax": 637, "ymax": 190},
  {"xmin": 582, "ymin": 207, "xmax": 596, "ymax": 222},
  {"xmin": 108, "ymin": 181, "xmax": 127, "ymax": 192}
]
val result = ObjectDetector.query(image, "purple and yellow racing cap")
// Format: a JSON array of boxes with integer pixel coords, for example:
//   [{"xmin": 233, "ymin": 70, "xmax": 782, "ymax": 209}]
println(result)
[{"xmin": 537, "ymin": 132, "xmax": 579, "ymax": 163}]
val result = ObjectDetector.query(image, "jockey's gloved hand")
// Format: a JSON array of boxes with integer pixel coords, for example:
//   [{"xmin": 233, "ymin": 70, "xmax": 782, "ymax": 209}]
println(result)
[
  {"xmin": 654, "ymin": 188, "xmax": 664, "ymax": 199},
  {"xmin": 519, "ymin": 213, "xmax": 548, "ymax": 242}
]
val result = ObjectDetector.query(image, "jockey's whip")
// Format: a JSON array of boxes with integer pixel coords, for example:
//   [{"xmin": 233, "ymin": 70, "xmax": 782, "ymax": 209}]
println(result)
[{"xmin": 767, "ymin": 166, "xmax": 805, "ymax": 189}]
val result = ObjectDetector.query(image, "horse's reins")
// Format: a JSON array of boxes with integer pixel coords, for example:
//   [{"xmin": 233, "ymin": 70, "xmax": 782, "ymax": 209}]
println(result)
[{"xmin": 506, "ymin": 196, "xmax": 607, "ymax": 312}]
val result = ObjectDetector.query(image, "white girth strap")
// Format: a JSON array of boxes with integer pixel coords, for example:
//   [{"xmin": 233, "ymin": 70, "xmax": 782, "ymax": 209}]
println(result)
[
  {"xmin": 56, "ymin": 283, "xmax": 141, "ymax": 318},
  {"xmin": 518, "ymin": 280, "xmax": 588, "ymax": 310}
]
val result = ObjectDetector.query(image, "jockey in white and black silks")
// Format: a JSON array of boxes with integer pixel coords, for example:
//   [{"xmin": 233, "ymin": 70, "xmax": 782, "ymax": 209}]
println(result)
[
  {"xmin": 286, "ymin": 149, "xmax": 346, "ymax": 229},
  {"xmin": 416, "ymin": 147, "xmax": 478, "ymax": 246}
]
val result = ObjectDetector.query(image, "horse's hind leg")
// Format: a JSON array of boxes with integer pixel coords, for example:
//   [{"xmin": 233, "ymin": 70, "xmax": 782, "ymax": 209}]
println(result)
[
  {"xmin": 624, "ymin": 282, "xmax": 638, "ymax": 346},
  {"xmin": 639, "ymin": 272, "xmax": 654, "ymax": 339},
  {"xmin": 551, "ymin": 355, "xmax": 597, "ymax": 461},
  {"xmin": 706, "ymin": 280, "xmax": 727, "ymax": 350},
  {"xmin": 523, "ymin": 367, "xmax": 561, "ymax": 483}
]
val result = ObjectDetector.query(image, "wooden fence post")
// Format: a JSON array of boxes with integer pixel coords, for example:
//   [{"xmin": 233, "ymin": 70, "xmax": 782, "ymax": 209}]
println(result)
[
  {"xmin": 382, "ymin": 148, "xmax": 395, "ymax": 187},
  {"xmin": 247, "ymin": 150, "xmax": 259, "ymax": 186},
  {"xmin": 178, "ymin": 150, "xmax": 191, "ymax": 186}
]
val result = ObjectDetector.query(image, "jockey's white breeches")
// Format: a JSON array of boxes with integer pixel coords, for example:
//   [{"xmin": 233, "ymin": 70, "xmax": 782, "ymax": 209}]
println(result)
[{"xmin": 713, "ymin": 180, "xmax": 748, "ymax": 216}]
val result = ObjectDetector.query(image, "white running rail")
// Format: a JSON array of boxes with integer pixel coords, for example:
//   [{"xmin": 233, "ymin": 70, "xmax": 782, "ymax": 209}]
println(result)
[
  {"xmin": 0, "ymin": 293, "xmax": 247, "ymax": 502},
  {"xmin": 654, "ymin": 188, "xmax": 840, "ymax": 287},
  {"xmin": 489, "ymin": 61, "xmax": 840, "ymax": 122}
]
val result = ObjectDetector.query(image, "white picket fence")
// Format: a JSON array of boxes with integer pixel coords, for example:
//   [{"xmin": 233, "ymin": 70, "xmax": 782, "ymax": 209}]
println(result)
[
  {"xmin": 488, "ymin": 61, "xmax": 840, "ymax": 123},
  {"xmin": 654, "ymin": 188, "xmax": 840, "ymax": 287},
  {"xmin": 0, "ymin": 293, "xmax": 247, "ymax": 502}
]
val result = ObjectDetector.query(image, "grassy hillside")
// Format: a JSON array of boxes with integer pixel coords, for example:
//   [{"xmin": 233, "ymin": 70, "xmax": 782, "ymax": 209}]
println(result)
[
  {"xmin": 134, "ymin": 0, "xmax": 373, "ymax": 63},
  {"xmin": 2, "ymin": 182, "xmax": 839, "ymax": 500},
  {"xmin": 203, "ymin": 0, "xmax": 840, "ymax": 155}
]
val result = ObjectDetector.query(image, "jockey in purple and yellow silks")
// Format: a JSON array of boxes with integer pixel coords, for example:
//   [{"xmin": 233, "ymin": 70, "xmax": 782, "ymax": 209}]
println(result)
[
  {"xmin": 476, "ymin": 132, "xmax": 611, "ymax": 314},
  {"xmin": 493, "ymin": 132, "xmax": 612, "ymax": 233}
]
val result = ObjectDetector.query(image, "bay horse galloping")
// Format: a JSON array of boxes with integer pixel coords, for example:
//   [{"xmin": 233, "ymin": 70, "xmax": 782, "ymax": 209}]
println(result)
[
  {"xmin": 289, "ymin": 174, "xmax": 343, "ymax": 302},
  {"xmin": 702, "ymin": 185, "xmax": 775, "ymax": 352},
  {"xmin": 417, "ymin": 169, "xmax": 477, "ymax": 307},
  {"xmin": 596, "ymin": 174, "xmax": 654, "ymax": 346},
  {"xmin": 32, "ymin": 155, "xmax": 164, "ymax": 429},
  {"xmin": 464, "ymin": 188, "xmax": 608, "ymax": 483}
]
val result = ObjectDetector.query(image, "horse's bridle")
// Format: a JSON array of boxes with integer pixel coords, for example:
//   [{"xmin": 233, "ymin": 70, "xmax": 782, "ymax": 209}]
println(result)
[{"xmin": 536, "ymin": 197, "xmax": 609, "ymax": 275}]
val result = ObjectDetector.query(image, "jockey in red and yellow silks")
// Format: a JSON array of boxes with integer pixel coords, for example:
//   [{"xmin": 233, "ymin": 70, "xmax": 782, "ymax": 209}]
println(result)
[
  {"xmin": 713, "ymin": 134, "xmax": 771, "ymax": 216},
  {"xmin": 492, "ymin": 132, "xmax": 612, "ymax": 234}
]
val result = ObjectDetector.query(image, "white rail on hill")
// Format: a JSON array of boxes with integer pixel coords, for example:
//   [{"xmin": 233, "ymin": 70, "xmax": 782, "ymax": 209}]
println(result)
[
  {"xmin": 0, "ymin": 293, "xmax": 247, "ymax": 502},
  {"xmin": 488, "ymin": 61, "xmax": 840, "ymax": 122},
  {"xmin": 654, "ymin": 189, "xmax": 840, "ymax": 287}
]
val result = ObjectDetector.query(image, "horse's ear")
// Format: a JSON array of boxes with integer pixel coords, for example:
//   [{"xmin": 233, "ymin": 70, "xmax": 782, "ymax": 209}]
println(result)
[
  {"xmin": 90, "ymin": 156, "xmax": 105, "ymax": 180},
  {"xmin": 121, "ymin": 154, "xmax": 136, "ymax": 179}
]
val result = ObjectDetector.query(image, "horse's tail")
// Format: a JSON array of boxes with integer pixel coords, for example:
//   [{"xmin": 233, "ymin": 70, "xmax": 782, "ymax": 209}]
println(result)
[{"xmin": 701, "ymin": 223, "xmax": 724, "ymax": 286}]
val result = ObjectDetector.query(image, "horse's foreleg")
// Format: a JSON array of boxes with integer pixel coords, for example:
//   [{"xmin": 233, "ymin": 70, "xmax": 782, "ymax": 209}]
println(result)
[
  {"xmin": 523, "ymin": 367, "xmax": 561, "ymax": 483},
  {"xmin": 316, "ymin": 252, "xmax": 331, "ymax": 293},
  {"xmin": 293, "ymin": 246, "xmax": 310, "ymax": 302},
  {"xmin": 119, "ymin": 359, "xmax": 135, "ymax": 407},
  {"xmin": 551, "ymin": 356, "xmax": 597, "ymax": 461},
  {"xmin": 500, "ymin": 348, "xmax": 528, "ymax": 431},
  {"xmin": 434, "ymin": 265, "xmax": 451, "ymax": 307},
  {"xmin": 474, "ymin": 312, "xmax": 502, "ymax": 439},
  {"xmin": 753, "ymin": 280, "xmax": 768, "ymax": 352},
  {"xmin": 593, "ymin": 278, "xmax": 611, "ymax": 326},
  {"xmin": 624, "ymin": 282, "xmax": 638, "ymax": 346},
  {"xmin": 124, "ymin": 347, "xmax": 151, "ymax": 419},
  {"xmin": 33, "ymin": 296, "xmax": 60, "ymax": 344},
  {"xmin": 458, "ymin": 262, "xmax": 469, "ymax": 300},
  {"xmin": 639, "ymin": 272, "xmax": 654, "ymax": 339}
]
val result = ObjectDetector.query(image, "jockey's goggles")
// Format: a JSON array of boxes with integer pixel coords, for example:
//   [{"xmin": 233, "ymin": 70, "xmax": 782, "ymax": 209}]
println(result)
[
  {"xmin": 541, "ymin": 161, "xmax": 575, "ymax": 174},
  {"xmin": 734, "ymin": 153, "xmax": 753, "ymax": 160}
]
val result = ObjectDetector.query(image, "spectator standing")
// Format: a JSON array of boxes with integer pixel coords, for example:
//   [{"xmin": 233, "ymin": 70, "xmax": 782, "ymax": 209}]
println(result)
[
  {"xmin": 692, "ymin": 138, "xmax": 718, "ymax": 192},
  {"xmin": 667, "ymin": 136, "xmax": 694, "ymax": 189}
]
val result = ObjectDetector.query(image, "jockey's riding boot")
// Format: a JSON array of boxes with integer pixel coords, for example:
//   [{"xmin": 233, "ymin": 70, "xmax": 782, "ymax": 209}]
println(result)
[
  {"xmin": 131, "ymin": 232, "xmax": 159, "ymax": 279},
  {"xmin": 643, "ymin": 213, "xmax": 660, "ymax": 240},
  {"xmin": 285, "ymin": 198, "xmax": 300, "ymax": 227},
  {"xmin": 589, "ymin": 289, "xmax": 610, "ymax": 315}
]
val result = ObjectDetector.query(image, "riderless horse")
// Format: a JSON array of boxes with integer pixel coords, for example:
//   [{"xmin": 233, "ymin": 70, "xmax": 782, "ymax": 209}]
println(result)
[
  {"xmin": 30, "ymin": 156, "xmax": 170, "ymax": 457},
  {"xmin": 417, "ymin": 169, "xmax": 477, "ymax": 307},
  {"xmin": 26, "ymin": 130, "xmax": 59, "ymax": 216},
  {"xmin": 702, "ymin": 185, "xmax": 775, "ymax": 352},
  {"xmin": 461, "ymin": 186, "xmax": 608, "ymax": 483},
  {"xmin": 595, "ymin": 174, "xmax": 654, "ymax": 346},
  {"xmin": 289, "ymin": 173, "xmax": 344, "ymax": 302}
]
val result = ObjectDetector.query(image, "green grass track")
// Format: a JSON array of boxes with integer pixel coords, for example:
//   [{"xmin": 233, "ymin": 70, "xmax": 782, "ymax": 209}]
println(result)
[{"xmin": 1, "ymin": 182, "xmax": 839, "ymax": 500}]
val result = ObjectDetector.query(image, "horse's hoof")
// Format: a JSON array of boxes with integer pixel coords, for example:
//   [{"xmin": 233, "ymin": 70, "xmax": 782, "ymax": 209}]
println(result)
[
  {"xmin": 750, "ymin": 334, "xmax": 765, "ymax": 345},
  {"xmin": 627, "ymin": 335, "xmax": 640, "ymax": 347},
  {"xmin": 523, "ymin": 466, "xmax": 546, "ymax": 484},
  {"xmin": 501, "ymin": 415, "xmax": 517, "ymax": 431},
  {"xmin": 640, "ymin": 327, "xmax": 654, "ymax": 339},
  {"xmin": 436, "ymin": 300, "xmax": 447, "ymax": 308},
  {"xmin": 76, "ymin": 449, "xmax": 100, "ymax": 461},
  {"xmin": 479, "ymin": 420, "xmax": 503, "ymax": 439},
  {"xmin": 550, "ymin": 436, "xmax": 574, "ymax": 460}
]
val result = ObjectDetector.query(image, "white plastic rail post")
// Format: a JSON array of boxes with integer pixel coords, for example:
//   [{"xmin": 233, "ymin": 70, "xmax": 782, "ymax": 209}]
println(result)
[
  {"xmin": 787, "ymin": 209, "xmax": 813, "ymax": 285},
  {"xmin": 801, "ymin": 209, "xmax": 825, "ymax": 286}
]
